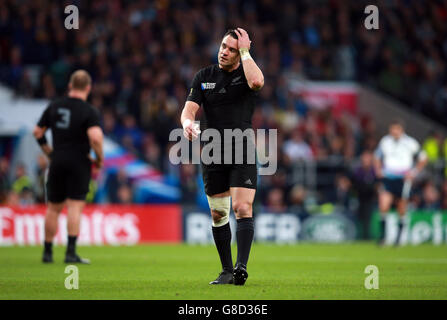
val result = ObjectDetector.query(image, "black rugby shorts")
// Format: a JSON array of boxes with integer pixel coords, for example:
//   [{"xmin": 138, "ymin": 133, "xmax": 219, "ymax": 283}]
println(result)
[
  {"xmin": 46, "ymin": 155, "xmax": 91, "ymax": 202},
  {"xmin": 202, "ymin": 163, "xmax": 257, "ymax": 196}
]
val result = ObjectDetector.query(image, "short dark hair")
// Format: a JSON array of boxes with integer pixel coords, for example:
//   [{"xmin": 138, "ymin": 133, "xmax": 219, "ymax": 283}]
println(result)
[
  {"xmin": 390, "ymin": 118, "xmax": 405, "ymax": 128},
  {"xmin": 224, "ymin": 29, "xmax": 238, "ymax": 40}
]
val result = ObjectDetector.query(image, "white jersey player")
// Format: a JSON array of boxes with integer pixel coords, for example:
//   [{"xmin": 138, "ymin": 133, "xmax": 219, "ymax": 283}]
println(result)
[{"xmin": 373, "ymin": 120, "xmax": 427, "ymax": 246}]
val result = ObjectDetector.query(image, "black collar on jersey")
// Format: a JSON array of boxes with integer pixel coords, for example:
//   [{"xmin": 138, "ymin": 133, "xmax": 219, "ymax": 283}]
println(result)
[{"xmin": 217, "ymin": 63, "xmax": 242, "ymax": 75}]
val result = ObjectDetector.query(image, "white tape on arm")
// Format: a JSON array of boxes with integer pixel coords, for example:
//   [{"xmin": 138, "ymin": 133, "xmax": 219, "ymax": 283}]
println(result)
[{"xmin": 239, "ymin": 48, "xmax": 253, "ymax": 61}]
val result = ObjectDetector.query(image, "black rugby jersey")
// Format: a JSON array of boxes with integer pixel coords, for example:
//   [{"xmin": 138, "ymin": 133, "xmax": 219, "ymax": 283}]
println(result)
[
  {"xmin": 186, "ymin": 63, "xmax": 257, "ymax": 132},
  {"xmin": 37, "ymin": 96, "xmax": 100, "ymax": 159}
]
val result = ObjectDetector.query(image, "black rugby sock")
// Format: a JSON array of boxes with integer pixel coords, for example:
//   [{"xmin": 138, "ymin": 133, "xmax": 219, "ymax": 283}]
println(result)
[
  {"xmin": 212, "ymin": 223, "xmax": 233, "ymax": 273},
  {"xmin": 67, "ymin": 235, "xmax": 77, "ymax": 255},
  {"xmin": 44, "ymin": 241, "xmax": 52, "ymax": 254},
  {"xmin": 396, "ymin": 219, "xmax": 404, "ymax": 244},
  {"xmin": 236, "ymin": 218, "xmax": 254, "ymax": 267},
  {"xmin": 379, "ymin": 217, "xmax": 386, "ymax": 241}
]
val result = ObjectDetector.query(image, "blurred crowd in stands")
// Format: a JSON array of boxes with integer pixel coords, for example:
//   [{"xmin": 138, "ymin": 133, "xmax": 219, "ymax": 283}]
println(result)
[{"xmin": 1, "ymin": 0, "xmax": 447, "ymax": 238}]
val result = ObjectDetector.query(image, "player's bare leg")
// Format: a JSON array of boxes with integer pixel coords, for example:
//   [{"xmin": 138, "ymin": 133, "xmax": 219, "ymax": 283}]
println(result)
[
  {"xmin": 64, "ymin": 199, "xmax": 90, "ymax": 264},
  {"xmin": 42, "ymin": 201, "xmax": 65, "ymax": 263},
  {"xmin": 378, "ymin": 191, "xmax": 393, "ymax": 245},
  {"xmin": 230, "ymin": 187, "xmax": 255, "ymax": 285},
  {"xmin": 67, "ymin": 199, "xmax": 83, "ymax": 235},
  {"xmin": 395, "ymin": 198, "xmax": 408, "ymax": 246},
  {"xmin": 208, "ymin": 190, "xmax": 233, "ymax": 285}
]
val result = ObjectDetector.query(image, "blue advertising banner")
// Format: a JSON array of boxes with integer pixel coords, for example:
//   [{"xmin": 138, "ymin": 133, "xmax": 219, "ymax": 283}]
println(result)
[{"xmin": 182, "ymin": 210, "xmax": 357, "ymax": 244}]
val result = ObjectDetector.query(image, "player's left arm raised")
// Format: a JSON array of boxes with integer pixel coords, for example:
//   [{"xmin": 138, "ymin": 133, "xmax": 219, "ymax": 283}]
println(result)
[{"xmin": 234, "ymin": 28, "xmax": 264, "ymax": 91}]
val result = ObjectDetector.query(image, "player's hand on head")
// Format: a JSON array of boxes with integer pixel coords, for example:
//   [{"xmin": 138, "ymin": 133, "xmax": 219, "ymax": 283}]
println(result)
[{"xmin": 234, "ymin": 28, "xmax": 251, "ymax": 50}]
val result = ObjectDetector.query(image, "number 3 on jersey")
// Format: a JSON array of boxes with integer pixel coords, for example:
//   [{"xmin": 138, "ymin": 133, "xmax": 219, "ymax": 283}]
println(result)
[{"xmin": 56, "ymin": 108, "xmax": 71, "ymax": 129}]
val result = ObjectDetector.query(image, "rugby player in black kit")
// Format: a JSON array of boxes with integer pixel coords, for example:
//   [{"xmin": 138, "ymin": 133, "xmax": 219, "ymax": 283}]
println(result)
[
  {"xmin": 181, "ymin": 28, "xmax": 264, "ymax": 285},
  {"xmin": 33, "ymin": 70, "xmax": 104, "ymax": 264}
]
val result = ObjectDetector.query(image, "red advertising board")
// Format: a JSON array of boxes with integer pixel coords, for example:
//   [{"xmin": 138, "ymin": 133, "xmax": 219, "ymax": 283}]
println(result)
[
  {"xmin": 289, "ymin": 81, "xmax": 358, "ymax": 117},
  {"xmin": 0, "ymin": 205, "xmax": 182, "ymax": 246}
]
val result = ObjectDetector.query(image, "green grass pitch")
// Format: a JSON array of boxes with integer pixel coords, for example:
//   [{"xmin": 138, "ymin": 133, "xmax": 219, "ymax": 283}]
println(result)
[{"xmin": 1, "ymin": 243, "xmax": 447, "ymax": 300}]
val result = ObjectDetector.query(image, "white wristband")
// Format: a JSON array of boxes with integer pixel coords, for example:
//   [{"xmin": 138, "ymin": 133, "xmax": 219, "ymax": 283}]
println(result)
[{"xmin": 239, "ymin": 48, "xmax": 252, "ymax": 61}]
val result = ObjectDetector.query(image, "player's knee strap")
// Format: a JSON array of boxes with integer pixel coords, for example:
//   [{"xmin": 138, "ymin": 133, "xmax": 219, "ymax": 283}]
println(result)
[{"xmin": 207, "ymin": 195, "xmax": 230, "ymax": 227}]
